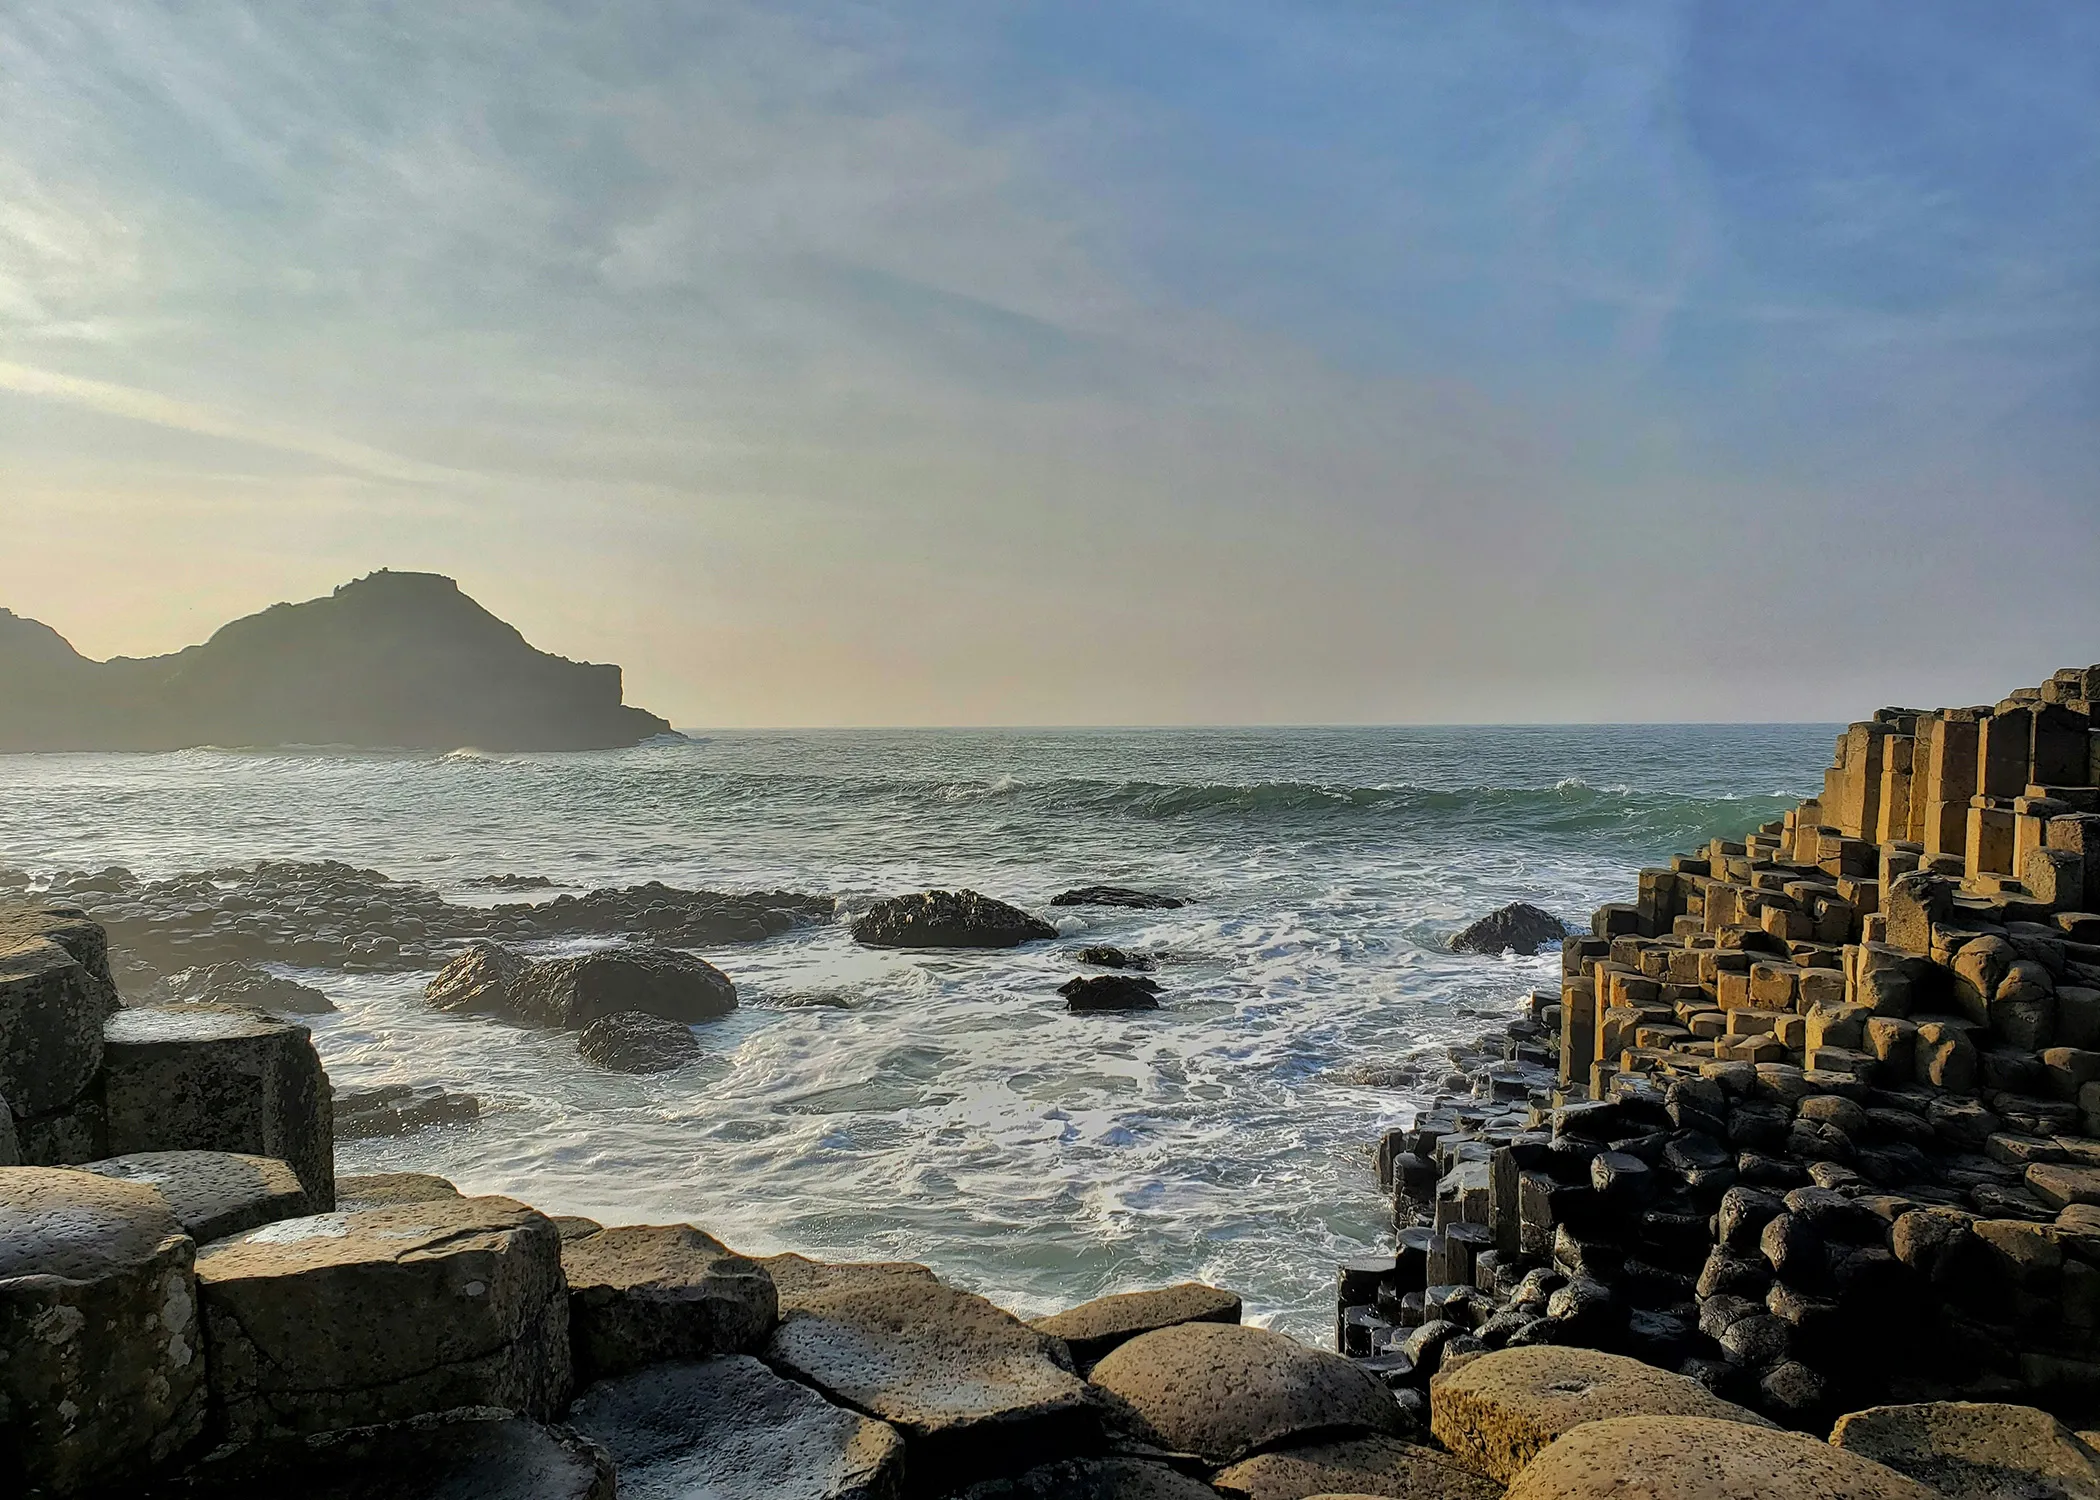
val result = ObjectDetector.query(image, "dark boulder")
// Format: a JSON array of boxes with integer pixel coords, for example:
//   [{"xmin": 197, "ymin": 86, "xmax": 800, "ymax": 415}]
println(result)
[
  {"xmin": 1049, "ymin": 886, "xmax": 1184, "ymax": 910},
  {"xmin": 426, "ymin": 942, "xmax": 531, "ymax": 1014},
  {"xmin": 577, "ymin": 1012, "xmax": 700, "ymax": 1074},
  {"xmin": 1075, "ymin": 945, "xmax": 1158, "ymax": 971},
  {"xmin": 426, "ymin": 943, "xmax": 735, "ymax": 1029},
  {"xmin": 1059, "ymin": 975, "xmax": 1162, "ymax": 1013},
  {"xmin": 851, "ymin": 891, "xmax": 1055, "ymax": 949},
  {"xmin": 1450, "ymin": 903, "xmax": 1569, "ymax": 957},
  {"xmin": 166, "ymin": 961, "xmax": 335, "ymax": 1015}
]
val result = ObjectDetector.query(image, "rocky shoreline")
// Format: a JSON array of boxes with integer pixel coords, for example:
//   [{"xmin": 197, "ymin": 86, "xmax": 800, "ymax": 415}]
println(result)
[{"xmin": 8, "ymin": 664, "xmax": 2100, "ymax": 1497}]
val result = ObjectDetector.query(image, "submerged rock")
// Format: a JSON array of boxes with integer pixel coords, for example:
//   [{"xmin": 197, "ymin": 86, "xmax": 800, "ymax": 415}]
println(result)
[
  {"xmin": 332, "ymin": 1082, "xmax": 481, "ymax": 1139},
  {"xmin": 1049, "ymin": 886, "xmax": 1184, "ymax": 910},
  {"xmin": 852, "ymin": 890, "xmax": 1057, "ymax": 949},
  {"xmin": 576, "ymin": 1011, "xmax": 700, "ymax": 1073},
  {"xmin": 163, "ymin": 961, "xmax": 335, "ymax": 1014},
  {"xmin": 1449, "ymin": 902, "xmax": 1567, "ymax": 957},
  {"xmin": 1075, "ymin": 945, "xmax": 1158, "ymax": 972},
  {"xmin": 426, "ymin": 942, "xmax": 531, "ymax": 1013},
  {"xmin": 1060, "ymin": 975, "xmax": 1162, "ymax": 1012}
]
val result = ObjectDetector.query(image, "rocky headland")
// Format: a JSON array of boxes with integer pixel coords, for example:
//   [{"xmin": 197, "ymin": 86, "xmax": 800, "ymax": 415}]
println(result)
[
  {"xmin": 0, "ymin": 570, "xmax": 673, "ymax": 752},
  {"xmin": 7, "ymin": 663, "xmax": 2100, "ymax": 1497}
]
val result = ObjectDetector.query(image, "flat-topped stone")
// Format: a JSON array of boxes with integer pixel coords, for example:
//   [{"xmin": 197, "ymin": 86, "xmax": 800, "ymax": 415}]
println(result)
[
  {"xmin": 568, "ymin": 1354, "xmax": 905, "ymax": 1500},
  {"xmin": 759, "ymin": 1256, "xmax": 1098, "ymax": 1493},
  {"xmin": 195, "ymin": 1194, "xmax": 570, "ymax": 1444},
  {"xmin": 1429, "ymin": 1345, "xmax": 1774, "ymax": 1482},
  {"xmin": 0, "ymin": 915, "xmax": 121, "ymax": 1116},
  {"xmin": 143, "ymin": 1412, "xmax": 615, "ymax": 1499},
  {"xmin": 82, "ymin": 1150, "xmax": 312, "ymax": 1242},
  {"xmin": 102, "ymin": 1002, "xmax": 334, "ymax": 1206},
  {"xmin": 1502, "ymin": 1415, "xmax": 1938, "ymax": 1500},
  {"xmin": 562, "ymin": 1223, "xmax": 777, "ymax": 1380},
  {"xmin": 334, "ymin": 1171, "xmax": 462, "ymax": 1210},
  {"xmin": 1029, "ymin": 1282, "xmax": 1242, "ymax": 1370},
  {"xmin": 1210, "ymin": 1434, "xmax": 1501, "ymax": 1500},
  {"xmin": 1088, "ymin": 1321, "xmax": 1403, "ymax": 1466},
  {"xmin": 0, "ymin": 1166, "xmax": 205, "ymax": 1493},
  {"xmin": 1830, "ymin": 1402, "xmax": 2100, "ymax": 1500},
  {"xmin": 956, "ymin": 1456, "xmax": 1222, "ymax": 1499}
]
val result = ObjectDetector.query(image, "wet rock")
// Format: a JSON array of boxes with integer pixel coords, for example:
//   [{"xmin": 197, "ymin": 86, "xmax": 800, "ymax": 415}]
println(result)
[
  {"xmin": 195, "ymin": 1195, "xmax": 571, "ymax": 1445},
  {"xmin": 568, "ymin": 1354, "xmax": 904, "ymax": 1500},
  {"xmin": 332, "ymin": 1083, "xmax": 481, "ymax": 1139},
  {"xmin": 1830, "ymin": 1401, "xmax": 2100, "ymax": 1500},
  {"xmin": 514, "ymin": 946, "xmax": 738, "ymax": 1028},
  {"xmin": 1088, "ymin": 1320, "xmax": 1402, "ymax": 1466},
  {"xmin": 102, "ymin": 1003, "xmax": 334, "ymax": 1206},
  {"xmin": 1429, "ymin": 1345, "xmax": 1773, "ymax": 1483},
  {"xmin": 562, "ymin": 1224, "xmax": 777, "ymax": 1381},
  {"xmin": 1208, "ymin": 1433, "xmax": 1500, "ymax": 1500},
  {"xmin": 164, "ymin": 961, "xmax": 335, "ymax": 1014},
  {"xmin": 335, "ymin": 1171, "xmax": 461, "ymax": 1211},
  {"xmin": 0, "ymin": 1167, "xmax": 205, "ymax": 1494},
  {"xmin": 852, "ymin": 890, "xmax": 1057, "ymax": 949},
  {"xmin": 83, "ymin": 1150, "xmax": 313, "ymax": 1242},
  {"xmin": 0, "ymin": 906, "xmax": 122, "ymax": 1116},
  {"xmin": 467, "ymin": 874, "xmax": 561, "ymax": 890},
  {"xmin": 425, "ymin": 942, "xmax": 531, "ymax": 1013},
  {"xmin": 1029, "ymin": 1282, "xmax": 1242, "ymax": 1370},
  {"xmin": 1061, "ymin": 975, "xmax": 1163, "ymax": 1012},
  {"xmin": 1049, "ymin": 887, "xmax": 1185, "ymax": 910},
  {"xmin": 1450, "ymin": 903, "xmax": 1568, "ymax": 958},
  {"xmin": 1076, "ymin": 945, "xmax": 1159, "ymax": 972},
  {"xmin": 760, "ymin": 1255, "xmax": 1097, "ymax": 1491},
  {"xmin": 576, "ymin": 1010, "xmax": 700, "ymax": 1073},
  {"xmin": 1501, "ymin": 1415, "xmax": 1939, "ymax": 1500},
  {"xmin": 142, "ymin": 1412, "xmax": 615, "ymax": 1500}
]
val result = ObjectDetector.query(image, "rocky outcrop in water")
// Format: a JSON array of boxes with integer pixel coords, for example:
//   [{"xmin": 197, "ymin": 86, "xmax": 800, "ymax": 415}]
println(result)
[
  {"xmin": 1058, "ymin": 974, "xmax": 1162, "ymax": 1012},
  {"xmin": 575, "ymin": 1011, "xmax": 700, "ymax": 1073},
  {"xmin": 0, "ymin": 570, "xmax": 673, "ymax": 752},
  {"xmin": 428, "ymin": 943, "xmax": 737, "ymax": 1028},
  {"xmin": 851, "ymin": 890, "xmax": 1056, "ymax": 949},
  {"xmin": 1049, "ymin": 886, "xmax": 1185, "ymax": 910},
  {"xmin": 1449, "ymin": 902, "xmax": 1568, "ymax": 956}
]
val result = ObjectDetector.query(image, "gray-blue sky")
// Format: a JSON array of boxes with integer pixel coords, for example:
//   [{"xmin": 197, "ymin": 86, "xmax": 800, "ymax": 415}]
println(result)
[{"xmin": 4, "ymin": 1, "xmax": 2095, "ymax": 725}]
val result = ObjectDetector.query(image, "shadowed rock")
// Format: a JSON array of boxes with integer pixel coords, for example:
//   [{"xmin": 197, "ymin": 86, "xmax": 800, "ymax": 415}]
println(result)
[
  {"xmin": 1076, "ymin": 946, "xmax": 1159, "ymax": 972},
  {"xmin": 562, "ymin": 1224, "xmax": 777, "ymax": 1382},
  {"xmin": 332, "ymin": 1082, "xmax": 481, "ymax": 1139},
  {"xmin": 0, "ymin": 904, "xmax": 122, "ymax": 1117},
  {"xmin": 1501, "ymin": 1415, "xmax": 1938, "ymax": 1500},
  {"xmin": 1448, "ymin": 903, "xmax": 1567, "ymax": 957},
  {"xmin": 1060, "ymin": 975, "xmax": 1163, "ymax": 1012},
  {"xmin": 165, "ymin": 961, "xmax": 336, "ymax": 1014},
  {"xmin": 1209, "ymin": 1434, "xmax": 1500, "ymax": 1500},
  {"xmin": 956, "ymin": 1457, "xmax": 1220, "ymax": 1500},
  {"xmin": 852, "ymin": 891, "xmax": 1057, "ymax": 949},
  {"xmin": 1830, "ymin": 1402, "xmax": 2100, "ymax": 1500},
  {"xmin": 83, "ymin": 1150, "xmax": 314, "ymax": 1242},
  {"xmin": 1087, "ymin": 1321, "xmax": 1403, "ymax": 1466},
  {"xmin": 576, "ymin": 1010, "xmax": 700, "ymax": 1073},
  {"xmin": 568, "ymin": 1355, "xmax": 905, "ymax": 1500},
  {"xmin": 1050, "ymin": 887, "xmax": 1185, "ymax": 910},
  {"xmin": 1030, "ymin": 1283, "xmax": 1241, "ymax": 1371}
]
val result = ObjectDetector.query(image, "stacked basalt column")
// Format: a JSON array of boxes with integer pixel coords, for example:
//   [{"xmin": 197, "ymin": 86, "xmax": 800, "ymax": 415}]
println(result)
[{"xmin": 1340, "ymin": 662, "xmax": 2100, "ymax": 1431}]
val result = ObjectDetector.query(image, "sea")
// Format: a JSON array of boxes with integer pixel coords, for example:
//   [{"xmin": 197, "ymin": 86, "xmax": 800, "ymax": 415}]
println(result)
[{"xmin": 0, "ymin": 724, "xmax": 1832, "ymax": 1340}]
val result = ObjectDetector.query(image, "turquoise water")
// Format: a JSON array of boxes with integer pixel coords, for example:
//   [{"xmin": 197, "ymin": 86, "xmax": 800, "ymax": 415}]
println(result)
[{"xmin": 0, "ymin": 724, "xmax": 1830, "ymax": 1338}]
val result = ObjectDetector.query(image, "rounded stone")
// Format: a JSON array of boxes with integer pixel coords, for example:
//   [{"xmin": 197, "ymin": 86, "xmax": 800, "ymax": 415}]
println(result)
[
  {"xmin": 1502, "ymin": 1415, "xmax": 1939, "ymax": 1500},
  {"xmin": 1029, "ymin": 1282, "xmax": 1242, "ymax": 1370},
  {"xmin": 82, "ymin": 1150, "xmax": 313, "ymax": 1242},
  {"xmin": 575, "ymin": 1010, "xmax": 700, "ymax": 1073},
  {"xmin": 0, "ymin": 1166, "xmax": 206, "ymax": 1493},
  {"xmin": 1209, "ymin": 1434, "xmax": 1500, "ymax": 1500},
  {"xmin": 1830, "ymin": 1401, "xmax": 2100, "ymax": 1500},
  {"xmin": 1429, "ymin": 1345, "xmax": 1775, "ymax": 1482},
  {"xmin": 515, "ymin": 946, "xmax": 736, "ymax": 1028},
  {"xmin": 561, "ymin": 1223, "xmax": 777, "ymax": 1381},
  {"xmin": 851, "ymin": 890, "xmax": 1057, "ymax": 949},
  {"xmin": 1087, "ymin": 1320, "xmax": 1403, "ymax": 1466},
  {"xmin": 568, "ymin": 1354, "xmax": 903, "ymax": 1500}
]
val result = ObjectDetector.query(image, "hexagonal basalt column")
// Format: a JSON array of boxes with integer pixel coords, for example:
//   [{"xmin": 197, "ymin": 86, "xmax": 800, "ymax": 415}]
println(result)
[
  {"xmin": 101, "ymin": 1004, "xmax": 334, "ymax": 1207},
  {"xmin": 84, "ymin": 1151, "xmax": 315, "ymax": 1243},
  {"xmin": 0, "ymin": 1166, "xmax": 205, "ymax": 1494}
]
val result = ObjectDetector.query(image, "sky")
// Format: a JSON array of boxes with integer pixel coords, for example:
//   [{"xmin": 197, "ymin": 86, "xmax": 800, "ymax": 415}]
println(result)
[{"xmin": 3, "ymin": 1, "xmax": 2097, "ymax": 727}]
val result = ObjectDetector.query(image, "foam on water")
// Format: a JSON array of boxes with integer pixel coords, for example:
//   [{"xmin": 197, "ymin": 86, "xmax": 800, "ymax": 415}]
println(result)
[{"xmin": 0, "ymin": 724, "xmax": 1831, "ymax": 1338}]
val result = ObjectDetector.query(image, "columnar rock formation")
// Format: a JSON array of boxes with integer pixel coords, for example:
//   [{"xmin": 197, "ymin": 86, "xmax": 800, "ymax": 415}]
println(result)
[{"xmin": 1343, "ymin": 661, "xmax": 2100, "ymax": 1438}]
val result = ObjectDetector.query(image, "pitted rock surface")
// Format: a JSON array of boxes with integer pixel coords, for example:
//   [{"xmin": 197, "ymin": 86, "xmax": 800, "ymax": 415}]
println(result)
[
  {"xmin": 194, "ymin": 1194, "xmax": 570, "ymax": 1444},
  {"xmin": 0, "ymin": 1166, "xmax": 206, "ymax": 1493},
  {"xmin": 83, "ymin": 1150, "xmax": 313, "ymax": 1242},
  {"xmin": 334, "ymin": 1171, "xmax": 462, "ymax": 1210},
  {"xmin": 568, "ymin": 1354, "xmax": 905, "ymax": 1500},
  {"xmin": 956, "ymin": 1456, "xmax": 1221, "ymax": 1500},
  {"xmin": 851, "ymin": 890, "xmax": 1058, "ymax": 949},
  {"xmin": 1502, "ymin": 1415, "xmax": 1939, "ymax": 1500},
  {"xmin": 1087, "ymin": 1321, "xmax": 1403, "ymax": 1466},
  {"xmin": 1830, "ymin": 1402, "xmax": 2100, "ymax": 1500},
  {"xmin": 102, "ymin": 1002, "xmax": 335, "ymax": 1204},
  {"xmin": 1428, "ymin": 1345, "xmax": 1773, "ymax": 1482},
  {"xmin": 576, "ymin": 1009, "xmax": 701, "ymax": 1072},
  {"xmin": 759, "ymin": 1255, "xmax": 1099, "ymax": 1492},
  {"xmin": 0, "ymin": 912, "xmax": 121, "ymax": 1114},
  {"xmin": 562, "ymin": 1223, "xmax": 777, "ymax": 1380},
  {"xmin": 141, "ymin": 1413, "xmax": 615, "ymax": 1499},
  {"xmin": 1209, "ymin": 1435, "xmax": 1501, "ymax": 1500},
  {"xmin": 1030, "ymin": 1282, "xmax": 1242, "ymax": 1370}
]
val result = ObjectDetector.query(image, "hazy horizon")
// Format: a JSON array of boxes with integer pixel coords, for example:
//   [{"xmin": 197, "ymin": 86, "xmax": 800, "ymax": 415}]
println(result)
[{"xmin": 6, "ymin": 3, "xmax": 2096, "ymax": 728}]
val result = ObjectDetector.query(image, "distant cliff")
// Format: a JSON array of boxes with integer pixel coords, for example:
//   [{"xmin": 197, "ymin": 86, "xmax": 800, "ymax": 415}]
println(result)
[{"xmin": 0, "ymin": 571, "xmax": 676, "ymax": 752}]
